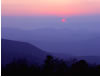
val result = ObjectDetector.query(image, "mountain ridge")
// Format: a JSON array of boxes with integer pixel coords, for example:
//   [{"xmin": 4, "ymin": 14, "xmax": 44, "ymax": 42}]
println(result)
[{"xmin": 1, "ymin": 39, "xmax": 49, "ymax": 66}]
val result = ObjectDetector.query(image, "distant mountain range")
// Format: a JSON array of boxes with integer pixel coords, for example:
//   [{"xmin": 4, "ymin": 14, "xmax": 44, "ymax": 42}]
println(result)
[
  {"xmin": 2, "ymin": 39, "xmax": 100, "ymax": 66},
  {"xmin": 2, "ymin": 27, "xmax": 100, "ymax": 56},
  {"xmin": 1, "ymin": 39, "xmax": 73, "ymax": 66}
]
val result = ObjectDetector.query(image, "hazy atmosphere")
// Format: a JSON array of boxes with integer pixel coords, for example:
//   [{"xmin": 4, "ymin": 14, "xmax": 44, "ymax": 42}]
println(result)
[{"xmin": 1, "ymin": 0, "xmax": 100, "ymax": 76}]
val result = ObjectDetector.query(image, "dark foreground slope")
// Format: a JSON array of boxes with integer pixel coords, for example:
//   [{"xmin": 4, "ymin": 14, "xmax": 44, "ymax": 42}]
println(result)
[
  {"xmin": 1, "ymin": 39, "xmax": 49, "ymax": 66},
  {"xmin": 1, "ymin": 39, "xmax": 100, "ymax": 76}
]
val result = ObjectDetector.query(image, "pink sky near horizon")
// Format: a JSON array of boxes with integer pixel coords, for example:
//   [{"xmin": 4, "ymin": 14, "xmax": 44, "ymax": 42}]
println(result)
[{"xmin": 2, "ymin": 0, "xmax": 100, "ymax": 16}]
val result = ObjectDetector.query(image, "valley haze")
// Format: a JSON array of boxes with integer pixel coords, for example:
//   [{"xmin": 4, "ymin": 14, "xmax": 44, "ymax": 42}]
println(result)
[{"xmin": 2, "ymin": 15, "xmax": 100, "ymax": 56}]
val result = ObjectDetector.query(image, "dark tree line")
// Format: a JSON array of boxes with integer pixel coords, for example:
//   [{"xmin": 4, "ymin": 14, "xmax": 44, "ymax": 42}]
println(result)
[{"xmin": 1, "ymin": 55, "xmax": 100, "ymax": 76}]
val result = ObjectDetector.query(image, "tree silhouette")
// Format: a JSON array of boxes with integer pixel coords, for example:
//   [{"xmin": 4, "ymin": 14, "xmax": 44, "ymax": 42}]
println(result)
[
  {"xmin": 1, "ymin": 56, "xmax": 100, "ymax": 76},
  {"xmin": 43, "ymin": 55, "xmax": 55, "ymax": 75},
  {"xmin": 71, "ymin": 60, "xmax": 89, "ymax": 75},
  {"xmin": 54, "ymin": 59, "xmax": 68, "ymax": 75}
]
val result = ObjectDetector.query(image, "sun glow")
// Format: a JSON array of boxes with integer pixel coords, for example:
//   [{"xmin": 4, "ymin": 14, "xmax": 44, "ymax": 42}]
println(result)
[
  {"xmin": 61, "ymin": 18, "xmax": 66, "ymax": 22},
  {"xmin": 2, "ymin": 0, "xmax": 100, "ymax": 16}
]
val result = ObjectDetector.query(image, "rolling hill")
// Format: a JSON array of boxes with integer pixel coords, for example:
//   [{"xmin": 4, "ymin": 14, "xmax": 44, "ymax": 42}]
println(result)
[{"xmin": 1, "ymin": 39, "xmax": 49, "ymax": 66}]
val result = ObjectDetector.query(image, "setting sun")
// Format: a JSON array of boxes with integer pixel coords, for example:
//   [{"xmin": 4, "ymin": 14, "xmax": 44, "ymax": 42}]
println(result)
[{"xmin": 61, "ymin": 18, "xmax": 66, "ymax": 22}]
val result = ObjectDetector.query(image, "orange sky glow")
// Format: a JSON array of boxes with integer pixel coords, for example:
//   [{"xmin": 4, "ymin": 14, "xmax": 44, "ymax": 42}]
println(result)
[{"xmin": 2, "ymin": 0, "xmax": 100, "ymax": 16}]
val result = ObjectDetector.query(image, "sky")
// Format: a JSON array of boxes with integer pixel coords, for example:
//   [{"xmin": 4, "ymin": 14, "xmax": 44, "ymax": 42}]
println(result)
[
  {"xmin": 1, "ymin": 0, "xmax": 100, "ymax": 56},
  {"xmin": 2, "ymin": 0, "xmax": 100, "ymax": 16},
  {"xmin": 1, "ymin": 0, "xmax": 100, "ymax": 29}
]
